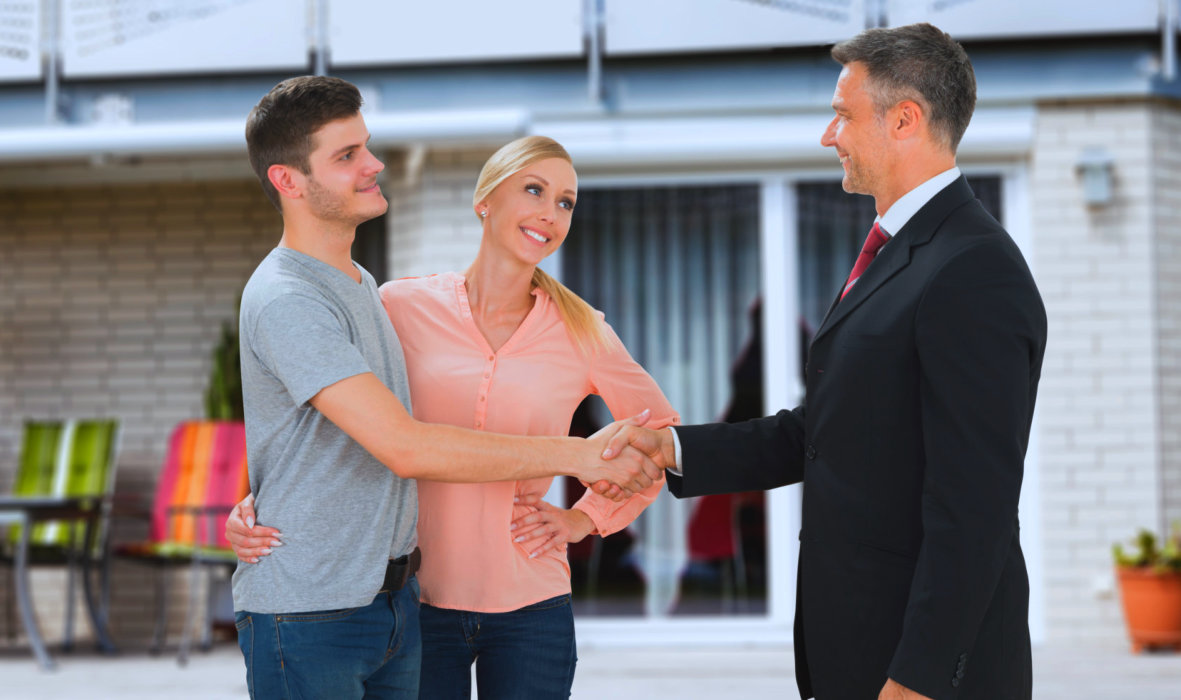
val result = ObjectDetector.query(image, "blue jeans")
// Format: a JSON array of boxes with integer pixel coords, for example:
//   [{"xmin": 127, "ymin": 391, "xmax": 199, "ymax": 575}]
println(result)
[
  {"xmin": 235, "ymin": 577, "xmax": 421, "ymax": 700},
  {"xmin": 419, "ymin": 594, "xmax": 577, "ymax": 700}
]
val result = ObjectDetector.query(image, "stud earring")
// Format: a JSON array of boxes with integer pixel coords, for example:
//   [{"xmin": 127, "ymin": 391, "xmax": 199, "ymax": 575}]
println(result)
[{"xmin": 480, "ymin": 210, "xmax": 488, "ymax": 218}]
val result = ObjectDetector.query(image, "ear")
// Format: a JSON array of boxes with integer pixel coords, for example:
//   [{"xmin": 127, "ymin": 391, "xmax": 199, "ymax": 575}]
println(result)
[
  {"xmin": 474, "ymin": 199, "xmax": 489, "ymax": 220},
  {"xmin": 891, "ymin": 100, "xmax": 925, "ymax": 141},
  {"xmin": 268, "ymin": 163, "xmax": 303, "ymax": 203}
]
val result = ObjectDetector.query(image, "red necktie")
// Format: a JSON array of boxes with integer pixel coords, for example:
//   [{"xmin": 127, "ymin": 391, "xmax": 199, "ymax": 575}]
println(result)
[{"xmin": 840, "ymin": 222, "xmax": 889, "ymax": 299}]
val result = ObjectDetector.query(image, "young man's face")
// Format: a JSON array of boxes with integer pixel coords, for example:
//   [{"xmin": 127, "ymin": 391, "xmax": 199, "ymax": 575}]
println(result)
[{"xmin": 302, "ymin": 113, "xmax": 387, "ymax": 227}]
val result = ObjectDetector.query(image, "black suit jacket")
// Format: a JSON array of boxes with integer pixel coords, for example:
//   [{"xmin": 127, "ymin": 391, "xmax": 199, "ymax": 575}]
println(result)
[{"xmin": 669, "ymin": 177, "xmax": 1046, "ymax": 700}]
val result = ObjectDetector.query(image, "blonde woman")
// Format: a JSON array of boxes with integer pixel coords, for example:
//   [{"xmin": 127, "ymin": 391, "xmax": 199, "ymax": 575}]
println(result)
[{"xmin": 228, "ymin": 136, "xmax": 678, "ymax": 699}]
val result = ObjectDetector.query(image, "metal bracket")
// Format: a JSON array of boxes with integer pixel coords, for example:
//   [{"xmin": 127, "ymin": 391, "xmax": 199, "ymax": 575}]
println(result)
[{"xmin": 584, "ymin": 0, "xmax": 604, "ymax": 105}]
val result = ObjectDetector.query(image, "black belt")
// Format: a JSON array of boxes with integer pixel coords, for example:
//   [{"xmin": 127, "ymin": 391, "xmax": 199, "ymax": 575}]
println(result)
[{"xmin": 380, "ymin": 547, "xmax": 421, "ymax": 593}]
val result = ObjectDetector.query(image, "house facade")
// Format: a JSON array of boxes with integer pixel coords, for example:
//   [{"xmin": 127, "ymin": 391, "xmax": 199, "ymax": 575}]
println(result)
[{"xmin": 1, "ymin": 0, "xmax": 1179, "ymax": 650}]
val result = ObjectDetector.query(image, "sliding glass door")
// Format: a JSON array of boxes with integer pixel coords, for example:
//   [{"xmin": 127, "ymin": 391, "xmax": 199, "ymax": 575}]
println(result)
[{"xmin": 562, "ymin": 184, "xmax": 766, "ymax": 618}]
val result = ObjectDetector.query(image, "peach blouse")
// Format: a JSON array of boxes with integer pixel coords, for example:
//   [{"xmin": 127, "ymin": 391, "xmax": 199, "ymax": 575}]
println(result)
[{"xmin": 379, "ymin": 272, "xmax": 678, "ymax": 613}]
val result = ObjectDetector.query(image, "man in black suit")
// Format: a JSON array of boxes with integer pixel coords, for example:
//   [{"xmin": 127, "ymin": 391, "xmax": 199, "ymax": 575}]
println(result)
[{"xmin": 601, "ymin": 23, "xmax": 1046, "ymax": 700}]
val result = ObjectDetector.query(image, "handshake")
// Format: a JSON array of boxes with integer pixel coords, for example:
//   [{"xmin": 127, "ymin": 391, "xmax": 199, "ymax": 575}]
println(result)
[{"xmin": 576, "ymin": 409, "xmax": 677, "ymax": 501}]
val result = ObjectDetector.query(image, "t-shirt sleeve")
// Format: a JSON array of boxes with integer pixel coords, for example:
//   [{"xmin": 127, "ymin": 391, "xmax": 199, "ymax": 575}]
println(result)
[{"xmin": 248, "ymin": 292, "xmax": 373, "ymax": 407}]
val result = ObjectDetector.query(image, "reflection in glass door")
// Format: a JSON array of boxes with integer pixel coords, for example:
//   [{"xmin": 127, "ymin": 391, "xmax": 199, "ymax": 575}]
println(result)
[{"xmin": 562, "ymin": 184, "xmax": 765, "ymax": 617}]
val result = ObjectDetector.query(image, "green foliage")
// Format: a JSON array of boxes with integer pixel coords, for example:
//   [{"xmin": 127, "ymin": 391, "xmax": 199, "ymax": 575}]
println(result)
[
  {"xmin": 204, "ymin": 302, "xmax": 244, "ymax": 421},
  {"xmin": 1113, "ymin": 522, "xmax": 1181, "ymax": 573}
]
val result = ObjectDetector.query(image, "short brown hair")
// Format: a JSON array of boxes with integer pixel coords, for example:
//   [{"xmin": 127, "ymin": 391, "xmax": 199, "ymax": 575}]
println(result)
[
  {"xmin": 831, "ymin": 23, "xmax": 976, "ymax": 152},
  {"xmin": 245, "ymin": 76, "xmax": 363, "ymax": 211}
]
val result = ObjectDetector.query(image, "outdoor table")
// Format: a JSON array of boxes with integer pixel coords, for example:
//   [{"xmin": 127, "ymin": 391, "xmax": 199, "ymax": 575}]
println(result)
[{"xmin": 0, "ymin": 495, "xmax": 117, "ymax": 669}]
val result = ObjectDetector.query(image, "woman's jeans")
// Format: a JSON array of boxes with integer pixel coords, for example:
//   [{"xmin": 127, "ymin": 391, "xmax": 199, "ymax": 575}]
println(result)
[
  {"xmin": 419, "ymin": 593, "xmax": 577, "ymax": 699},
  {"xmin": 235, "ymin": 576, "xmax": 421, "ymax": 699}
]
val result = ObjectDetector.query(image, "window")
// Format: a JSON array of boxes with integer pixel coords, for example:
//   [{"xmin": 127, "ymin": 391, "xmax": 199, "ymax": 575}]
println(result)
[{"xmin": 562, "ymin": 184, "xmax": 766, "ymax": 617}]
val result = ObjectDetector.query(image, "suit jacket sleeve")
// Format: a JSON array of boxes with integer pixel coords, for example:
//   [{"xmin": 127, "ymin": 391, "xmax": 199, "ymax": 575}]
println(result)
[
  {"xmin": 887, "ymin": 240, "xmax": 1046, "ymax": 696},
  {"xmin": 666, "ymin": 406, "xmax": 807, "ymax": 498}
]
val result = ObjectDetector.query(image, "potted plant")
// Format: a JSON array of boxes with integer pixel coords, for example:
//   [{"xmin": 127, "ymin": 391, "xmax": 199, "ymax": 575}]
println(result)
[
  {"xmin": 204, "ymin": 304, "xmax": 244, "ymax": 422},
  {"xmin": 1112, "ymin": 523, "xmax": 1181, "ymax": 652}
]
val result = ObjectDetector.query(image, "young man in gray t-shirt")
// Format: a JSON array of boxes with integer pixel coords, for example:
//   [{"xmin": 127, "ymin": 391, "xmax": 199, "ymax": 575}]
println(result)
[{"xmin": 230, "ymin": 76, "xmax": 661, "ymax": 699}]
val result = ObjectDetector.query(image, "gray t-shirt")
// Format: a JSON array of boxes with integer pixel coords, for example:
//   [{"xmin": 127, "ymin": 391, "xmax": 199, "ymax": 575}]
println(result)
[{"xmin": 231, "ymin": 247, "xmax": 417, "ymax": 614}]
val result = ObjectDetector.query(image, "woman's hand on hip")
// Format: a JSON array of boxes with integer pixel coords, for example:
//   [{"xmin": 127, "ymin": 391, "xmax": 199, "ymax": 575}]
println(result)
[
  {"xmin": 510, "ymin": 493, "xmax": 594, "ymax": 558},
  {"xmin": 226, "ymin": 493, "xmax": 283, "ymax": 564}
]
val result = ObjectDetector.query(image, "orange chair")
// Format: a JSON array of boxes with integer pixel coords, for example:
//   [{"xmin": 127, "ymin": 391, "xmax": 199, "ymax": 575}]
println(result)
[{"xmin": 114, "ymin": 420, "xmax": 248, "ymax": 661}]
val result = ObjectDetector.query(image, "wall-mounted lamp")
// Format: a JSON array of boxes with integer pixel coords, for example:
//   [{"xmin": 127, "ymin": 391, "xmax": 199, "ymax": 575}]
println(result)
[{"xmin": 1076, "ymin": 147, "xmax": 1114, "ymax": 207}]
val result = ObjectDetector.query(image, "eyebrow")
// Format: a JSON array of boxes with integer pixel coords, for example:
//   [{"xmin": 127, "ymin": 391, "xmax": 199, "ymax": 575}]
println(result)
[
  {"xmin": 524, "ymin": 173, "xmax": 577, "ymax": 196},
  {"xmin": 329, "ymin": 134, "xmax": 371, "ymax": 159}
]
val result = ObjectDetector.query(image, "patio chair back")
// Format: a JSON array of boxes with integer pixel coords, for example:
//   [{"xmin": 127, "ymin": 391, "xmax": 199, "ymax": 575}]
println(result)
[
  {"xmin": 8, "ymin": 419, "xmax": 120, "ymax": 548},
  {"xmin": 11, "ymin": 422, "xmax": 64, "ymax": 498},
  {"xmin": 149, "ymin": 420, "xmax": 248, "ymax": 552},
  {"xmin": 62, "ymin": 421, "xmax": 121, "ymax": 497}
]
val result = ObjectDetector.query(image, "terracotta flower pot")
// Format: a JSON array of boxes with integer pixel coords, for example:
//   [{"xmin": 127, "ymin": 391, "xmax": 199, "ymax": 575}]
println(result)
[{"xmin": 1116, "ymin": 566, "xmax": 1181, "ymax": 652}]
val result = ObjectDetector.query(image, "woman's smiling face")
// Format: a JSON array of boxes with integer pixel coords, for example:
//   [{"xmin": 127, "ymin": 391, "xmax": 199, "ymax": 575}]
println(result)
[{"xmin": 478, "ymin": 157, "xmax": 578, "ymax": 266}]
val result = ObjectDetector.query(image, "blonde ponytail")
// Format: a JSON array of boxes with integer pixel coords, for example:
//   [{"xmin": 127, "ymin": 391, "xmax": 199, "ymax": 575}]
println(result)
[
  {"xmin": 475, "ymin": 135, "xmax": 615, "ymax": 356},
  {"xmin": 531, "ymin": 268, "xmax": 615, "ymax": 356}
]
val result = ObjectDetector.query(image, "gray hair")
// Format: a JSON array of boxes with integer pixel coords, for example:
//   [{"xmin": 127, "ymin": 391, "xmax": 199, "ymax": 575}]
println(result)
[{"xmin": 832, "ymin": 23, "xmax": 976, "ymax": 152}]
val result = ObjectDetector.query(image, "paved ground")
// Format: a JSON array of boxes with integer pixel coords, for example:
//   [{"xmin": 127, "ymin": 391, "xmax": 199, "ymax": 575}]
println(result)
[{"xmin": 2, "ymin": 642, "xmax": 1181, "ymax": 699}]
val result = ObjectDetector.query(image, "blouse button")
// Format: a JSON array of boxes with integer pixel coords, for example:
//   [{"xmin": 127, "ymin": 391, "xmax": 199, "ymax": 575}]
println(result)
[
  {"xmin": 487, "ymin": 355, "xmax": 495, "ymax": 362},
  {"xmin": 484, "ymin": 373, "xmax": 490, "ymax": 379},
  {"xmin": 479, "ymin": 396, "xmax": 486, "ymax": 402},
  {"xmin": 475, "ymin": 422, "xmax": 482, "ymax": 428}
]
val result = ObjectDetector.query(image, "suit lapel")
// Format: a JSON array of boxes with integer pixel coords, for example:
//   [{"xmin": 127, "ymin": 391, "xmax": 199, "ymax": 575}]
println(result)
[
  {"xmin": 811, "ymin": 176, "xmax": 976, "ymax": 344},
  {"xmin": 812, "ymin": 228, "xmax": 911, "ymax": 342},
  {"xmin": 815, "ymin": 285, "xmax": 843, "ymax": 335}
]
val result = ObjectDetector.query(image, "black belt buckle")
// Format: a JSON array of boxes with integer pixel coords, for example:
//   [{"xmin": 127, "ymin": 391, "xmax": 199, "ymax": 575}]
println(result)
[{"xmin": 380, "ymin": 547, "xmax": 421, "ymax": 593}]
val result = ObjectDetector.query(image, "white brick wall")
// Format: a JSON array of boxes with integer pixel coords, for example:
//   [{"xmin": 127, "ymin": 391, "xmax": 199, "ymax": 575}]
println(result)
[
  {"xmin": 1031, "ymin": 101, "xmax": 1164, "ymax": 647},
  {"xmin": 386, "ymin": 148, "xmax": 493, "ymax": 278},
  {"xmin": 0, "ymin": 180, "xmax": 277, "ymax": 648},
  {"xmin": 1153, "ymin": 104, "xmax": 1181, "ymax": 530}
]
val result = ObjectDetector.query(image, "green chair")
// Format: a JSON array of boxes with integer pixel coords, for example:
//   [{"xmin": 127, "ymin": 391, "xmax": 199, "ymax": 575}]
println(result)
[
  {"xmin": 11, "ymin": 420, "xmax": 119, "ymax": 547},
  {"xmin": 9, "ymin": 422, "xmax": 63, "ymax": 499},
  {"xmin": 1, "ymin": 418, "xmax": 120, "ymax": 666}
]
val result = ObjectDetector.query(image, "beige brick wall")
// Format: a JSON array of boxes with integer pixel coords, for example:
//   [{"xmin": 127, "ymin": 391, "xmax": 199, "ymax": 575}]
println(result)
[
  {"xmin": 1154, "ymin": 103, "xmax": 1181, "ymax": 532},
  {"xmin": 0, "ymin": 179, "xmax": 277, "ymax": 648},
  {"xmin": 1031, "ymin": 100, "xmax": 1163, "ymax": 646}
]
